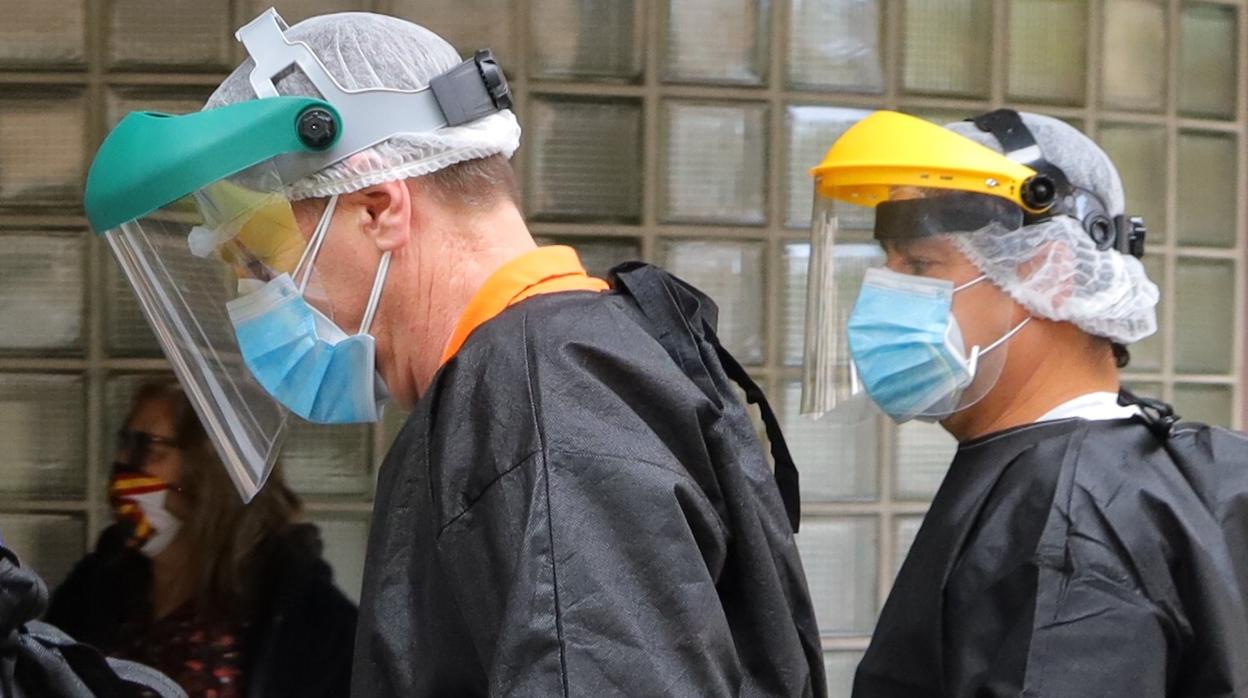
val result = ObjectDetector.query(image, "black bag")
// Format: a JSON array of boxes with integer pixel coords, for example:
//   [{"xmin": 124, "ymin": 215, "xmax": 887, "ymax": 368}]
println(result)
[{"xmin": 0, "ymin": 546, "xmax": 184, "ymax": 698}]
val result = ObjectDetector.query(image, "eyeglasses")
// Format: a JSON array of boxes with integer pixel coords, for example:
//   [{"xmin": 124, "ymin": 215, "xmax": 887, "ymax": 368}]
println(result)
[{"xmin": 115, "ymin": 428, "xmax": 180, "ymax": 466}]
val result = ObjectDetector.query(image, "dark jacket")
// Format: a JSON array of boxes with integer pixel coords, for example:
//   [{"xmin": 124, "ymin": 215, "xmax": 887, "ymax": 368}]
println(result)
[
  {"xmin": 0, "ymin": 544, "xmax": 184, "ymax": 697},
  {"xmin": 854, "ymin": 401, "xmax": 1248, "ymax": 697},
  {"xmin": 352, "ymin": 264, "xmax": 825, "ymax": 697},
  {"xmin": 45, "ymin": 523, "xmax": 357, "ymax": 698}
]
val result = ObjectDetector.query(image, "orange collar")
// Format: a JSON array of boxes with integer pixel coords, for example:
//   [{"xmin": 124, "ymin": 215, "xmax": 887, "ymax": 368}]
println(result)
[{"xmin": 440, "ymin": 246, "xmax": 609, "ymax": 365}]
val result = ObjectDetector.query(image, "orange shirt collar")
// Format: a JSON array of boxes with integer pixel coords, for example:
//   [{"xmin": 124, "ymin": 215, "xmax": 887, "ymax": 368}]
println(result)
[{"xmin": 440, "ymin": 246, "xmax": 608, "ymax": 365}]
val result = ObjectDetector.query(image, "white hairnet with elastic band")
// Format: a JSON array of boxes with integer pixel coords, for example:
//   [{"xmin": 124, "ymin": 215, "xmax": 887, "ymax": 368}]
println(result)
[
  {"xmin": 205, "ymin": 11, "xmax": 521, "ymax": 201},
  {"xmin": 942, "ymin": 114, "xmax": 1159, "ymax": 345}
]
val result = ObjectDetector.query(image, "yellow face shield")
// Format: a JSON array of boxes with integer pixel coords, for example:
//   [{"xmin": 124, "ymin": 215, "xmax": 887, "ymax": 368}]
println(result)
[{"xmin": 808, "ymin": 110, "xmax": 1042, "ymax": 211}]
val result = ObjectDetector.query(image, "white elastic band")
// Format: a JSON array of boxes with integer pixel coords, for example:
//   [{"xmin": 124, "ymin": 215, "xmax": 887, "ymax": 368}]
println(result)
[
  {"xmin": 358, "ymin": 250, "xmax": 391, "ymax": 335},
  {"xmin": 293, "ymin": 194, "xmax": 339, "ymax": 293},
  {"xmin": 954, "ymin": 274, "xmax": 989, "ymax": 293},
  {"xmin": 983, "ymin": 316, "xmax": 1032, "ymax": 355}
]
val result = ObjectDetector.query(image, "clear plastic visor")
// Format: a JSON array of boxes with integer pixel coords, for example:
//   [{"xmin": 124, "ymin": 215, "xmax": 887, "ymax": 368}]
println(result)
[
  {"xmin": 102, "ymin": 160, "xmax": 330, "ymax": 500},
  {"xmin": 802, "ymin": 184, "xmax": 1021, "ymax": 424}
]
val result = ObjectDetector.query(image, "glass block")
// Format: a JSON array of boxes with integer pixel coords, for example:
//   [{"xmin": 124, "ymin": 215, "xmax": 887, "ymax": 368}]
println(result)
[
  {"xmin": 0, "ymin": 513, "xmax": 84, "ymax": 590},
  {"xmin": 786, "ymin": 106, "xmax": 873, "ymax": 229},
  {"xmin": 1097, "ymin": 124, "xmax": 1167, "ymax": 243},
  {"xmin": 541, "ymin": 237, "xmax": 640, "ymax": 279},
  {"xmin": 1176, "ymin": 132, "xmax": 1238, "ymax": 248},
  {"xmin": 108, "ymin": 0, "xmax": 232, "ymax": 69},
  {"xmin": 824, "ymin": 652, "xmax": 865, "ymax": 697},
  {"xmin": 782, "ymin": 244, "xmax": 810, "ymax": 367},
  {"xmin": 380, "ymin": 404, "xmax": 412, "ymax": 461},
  {"xmin": 106, "ymin": 88, "xmax": 213, "ymax": 129},
  {"xmin": 281, "ymin": 421, "xmax": 371, "ymax": 498},
  {"xmin": 1007, "ymin": 0, "xmax": 1088, "ymax": 104},
  {"xmin": 902, "ymin": 0, "xmax": 992, "ymax": 97},
  {"xmin": 0, "ymin": 0, "xmax": 84, "ymax": 66},
  {"xmin": 796, "ymin": 517, "xmax": 879, "ymax": 634},
  {"xmin": 779, "ymin": 381, "xmax": 878, "ymax": 501},
  {"xmin": 527, "ymin": 97, "xmax": 643, "ymax": 223},
  {"xmin": 251, "ymin": 0, "xmax": 367, "ymax": 24},
  {"xmin": 1179, "ymin": 3, "xmax": 1238, "ymax": 118},
  {"xmin": 895, "ymin": 420, "xmax": 957, "ymax": 499},
  {"xmin": 106, "ymin": 256, "xmax": 162, "ymax": 357},
  {"xmin": 1174, "ymin": 258, "xmax": 1234, "ymax": 374},
  {"xmin": 894, "ymin": 515, "xmax": 924, "ymax": 576},
  {"xmin": 661, "ymin": 240, "xmax": 765, "ymax": 364},
  {"xmin": 0, "ymin": 93, "xmax": 85, "ymax": 206},
  {"xmin": 0, "ymin": 234, "xmax": 84, "ymax": 353},
  {"xmin": 0, "ymin": 374, "xmax": 85, "ymax": 497},
  {"xmin": 787, "ymin": 0, "xmax": 883, "ymax": 92},
  {"xmin": 310, "ymin": 516, "xmax": 369, "ymax": 603},
  {"xmin": 1173, "ymin": 383, "xmax": 1233, "ymax": 426},
  {"xmin": 662, "ymin": 101, "xmax": 767, "ymax": 225},
  {"xmin": 1128, "ymin": 254, "xmax": 1164, "ymax": 372},
  {"xmin": 1102, "ymin": 0, "xmax": 1167, "ymax": 111},
  {"xmin": 665, "ymin": 0, "xmax": 768, "ymax": 84},
  {"xmin": 1123, "ymin": 381, "xmax": 1163, "ymax": 400},
  {"xmin": 530, "ymin": 0, "xmax": 643, "ymax": 81},
  {"xmin": 390, "ymin": 0, "xmax": 513, "ymax": 66}
]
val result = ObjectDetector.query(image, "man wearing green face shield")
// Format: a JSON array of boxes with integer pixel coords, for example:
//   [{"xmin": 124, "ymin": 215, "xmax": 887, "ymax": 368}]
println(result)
[{"xmin": 85, "ymin": 9, "xmax": 825, "ymax": 697}]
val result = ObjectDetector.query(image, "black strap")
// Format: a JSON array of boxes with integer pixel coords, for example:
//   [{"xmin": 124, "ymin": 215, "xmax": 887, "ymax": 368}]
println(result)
[
  {"xmin": 611, "ymin": 263, "xmax": 803, "ymax": 533},
  {"xmin": 1118, "ymin": 387, "xmax": 1180, "ymax": 439},
  {"xmin": 707, "ymin": 328, "xmax": 803, "ymax": 533}
]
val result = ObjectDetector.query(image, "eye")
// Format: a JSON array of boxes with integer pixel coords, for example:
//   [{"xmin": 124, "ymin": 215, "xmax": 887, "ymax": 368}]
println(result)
[{"xmin": 903, "ymin": 256, "xmax": 934, "ymax": 275}]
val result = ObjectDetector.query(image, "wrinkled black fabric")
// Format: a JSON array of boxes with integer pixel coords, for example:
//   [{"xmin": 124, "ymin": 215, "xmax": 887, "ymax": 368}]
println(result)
[
  {"xmin": 0, "ymin": 545, "xmax": 181, "ymax": 697},
  {"xmin": 854, "ymin": 415, "xmax": 1248, "ymax": 697},
  {"xmin": 45, "ymin": 523, "xmax": 357, "ymax": 698},
  {"xmin": 352, "ymin": 264, "xmax": 824, "ymax": 697}
]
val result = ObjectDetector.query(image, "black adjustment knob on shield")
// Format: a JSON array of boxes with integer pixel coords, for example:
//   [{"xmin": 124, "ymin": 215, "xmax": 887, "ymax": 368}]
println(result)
[
  {"xmin": 297, "ymin": 108, "xmax": 337, "ymax": 150},
  {"xmin": 1021, "ymin": 173, "xmax": 1057, "ymax": 210}
]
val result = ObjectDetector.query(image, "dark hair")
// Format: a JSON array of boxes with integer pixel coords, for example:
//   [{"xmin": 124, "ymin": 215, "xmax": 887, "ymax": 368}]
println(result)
[
  {"xmin": 128, "ymin": 381, "xmax": 302, "ymax": 618},
  {"xmin": 418, "ymin": 153, "xmax": 519, "ymax": 210},
  {"xmin": 1111, "ymin": 342, "xmax": 1130, "ymax": 369}
]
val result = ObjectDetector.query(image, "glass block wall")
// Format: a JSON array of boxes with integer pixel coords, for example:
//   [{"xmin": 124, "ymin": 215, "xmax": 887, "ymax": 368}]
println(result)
[{"xmin": 0, "ymin": 2, "xmax": 1243, "ymax": 695}]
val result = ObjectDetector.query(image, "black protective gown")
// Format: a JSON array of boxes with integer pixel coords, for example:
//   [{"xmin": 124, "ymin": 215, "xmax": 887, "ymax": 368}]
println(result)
[
  {"xmin": 854, "ymin": 405, "xmax": 1248, "ymax": 697},
  {"xmin": 352, "ymin": 264, "xmax": 826, "ymax": 697}
]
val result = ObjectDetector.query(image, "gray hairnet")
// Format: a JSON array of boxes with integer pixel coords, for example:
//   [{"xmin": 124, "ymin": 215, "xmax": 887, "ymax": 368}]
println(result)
[
  {"xmin": 942, "ymin": 113, "xmax": 1158, "ymax": 344},
  {"xmin": 205, "ymin": 12, "xmax": 521, "ymax": 201}
]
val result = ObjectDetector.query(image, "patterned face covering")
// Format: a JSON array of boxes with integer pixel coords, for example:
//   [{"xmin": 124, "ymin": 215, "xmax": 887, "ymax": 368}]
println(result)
[{"xmin": 109, "ymin": 469, "xmax": 183, "ymax": 557}]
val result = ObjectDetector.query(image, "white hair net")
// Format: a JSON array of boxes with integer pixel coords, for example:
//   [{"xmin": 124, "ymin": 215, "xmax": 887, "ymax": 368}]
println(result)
[
  {"xmin": 205, "ymin": 12, "xmax": 521, "ymax": 201},
  {"xmin": 942, "ymin": 113, "xmax": 1159, "ymax": 344}
]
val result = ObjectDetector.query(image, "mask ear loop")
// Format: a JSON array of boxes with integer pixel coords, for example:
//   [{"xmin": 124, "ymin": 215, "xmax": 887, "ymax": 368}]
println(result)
[
  {"xmin": 292, "ymin": 194, "xmax": 340, "ymax": 294},
  {"xmin": 949, "ymin": 274, "xmax": 1027, "ymax": 377},
  {"xmin": 357, "ymin": 251, "xmax": 392, "ymax": 336}
]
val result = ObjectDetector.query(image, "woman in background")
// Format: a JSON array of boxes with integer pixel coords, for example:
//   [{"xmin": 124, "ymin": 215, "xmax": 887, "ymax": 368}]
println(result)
[{"xmin": 46, "ymin": 380, "xmax": 357, "ymax": 698}]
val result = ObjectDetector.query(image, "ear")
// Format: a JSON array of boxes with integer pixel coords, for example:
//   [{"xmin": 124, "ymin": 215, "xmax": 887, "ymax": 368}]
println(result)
[{"xmin": 341, "ymin": 180, "xmax": 412, "ymax": 253}]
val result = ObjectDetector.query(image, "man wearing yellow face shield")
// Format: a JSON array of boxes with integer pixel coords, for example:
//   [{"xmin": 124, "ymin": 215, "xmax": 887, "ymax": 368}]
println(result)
[{"xmin": 804, "ymin": 110, "xmax": 1248, "ymax": 697}]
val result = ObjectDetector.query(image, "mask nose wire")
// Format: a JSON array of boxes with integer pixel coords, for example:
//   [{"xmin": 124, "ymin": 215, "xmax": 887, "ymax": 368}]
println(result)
[{"xmin": 293, "ymin": 194, "xmax": 340, "ymax": 294}]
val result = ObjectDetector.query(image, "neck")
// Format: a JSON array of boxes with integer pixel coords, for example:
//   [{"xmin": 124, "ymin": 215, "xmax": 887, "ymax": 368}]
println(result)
[
  {"xmin": 942, "ymin": 324, "xmax": 1120, "ymax": 441},
  {"xmin": 149, "ymin": 534, "xmax": 193, "ymax": 619},
  {"xmin": 379, "ymin": 202, "xmax": 536, "ymax": 405}
]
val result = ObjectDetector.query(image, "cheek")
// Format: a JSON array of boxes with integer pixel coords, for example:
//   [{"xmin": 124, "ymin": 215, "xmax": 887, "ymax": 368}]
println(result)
[
  {"xmin": 144, "ymin": 451, "xmax": 183, "ymax": 487},
  {"xmin": 952, "ymin": 284, "xmax": 1017, "ymax": 349}
]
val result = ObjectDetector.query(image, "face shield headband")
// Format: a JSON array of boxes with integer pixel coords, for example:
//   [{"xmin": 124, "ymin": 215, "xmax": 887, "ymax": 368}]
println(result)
[
  {"xmin": 236, "ymin": 7, "xmax": 514, "ymax": 188},
  {"xmin": 968, "ymin": 109, "xmax": 1146, "ymax": 258}
]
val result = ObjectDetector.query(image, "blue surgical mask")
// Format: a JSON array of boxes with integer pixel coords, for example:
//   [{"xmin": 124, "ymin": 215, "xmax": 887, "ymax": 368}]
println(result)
[
  {"xmin": 226, "ymin": 195, "xmax": 391, "ymax": 424},
  {"xmin": 846, "ymin": 267, "xmax": 1028, "ymax": 423}
]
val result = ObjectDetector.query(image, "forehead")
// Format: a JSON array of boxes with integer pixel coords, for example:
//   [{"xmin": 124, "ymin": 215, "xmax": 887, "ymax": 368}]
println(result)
[{"xmin": 126, "ymin": 397, "xmax": 177, "ymax": 438}]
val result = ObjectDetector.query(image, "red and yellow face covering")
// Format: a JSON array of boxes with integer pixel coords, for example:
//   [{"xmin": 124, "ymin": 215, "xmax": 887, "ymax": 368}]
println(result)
[{"xmin": 109, "ymin": 472, "xmax": 182, "ymax": 556}]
